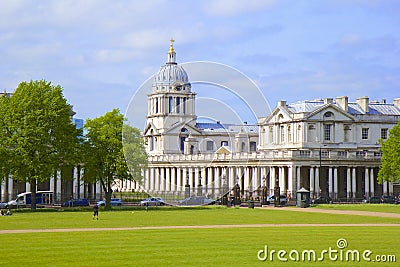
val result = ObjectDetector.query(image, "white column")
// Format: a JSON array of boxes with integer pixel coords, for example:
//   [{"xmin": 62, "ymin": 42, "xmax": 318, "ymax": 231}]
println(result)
[
  {"xmin": 56, "ymin": 171, "xmax": 61, "ymax": 199},
  {"xmin": 352, "ymin": 167, "xmax": 357, "ymax": 198},
  {"xmin": 96, "ymin": 182, "xmax": 102, "ymax": 199},
  {"xmin": 188, "ymin": 167, "xmax": 194, "ymax": 190},
  {"xmin": 229, "ymin": 167, "xmax": 235, "ymax": 189},
  {"xmin": 315, "ymin": 167, "xmax": 320, "ymax": 197},
  {"xmin": 243, "ymin": 167, "xmax": 247, "ymax": 190},
  {"xmin": 269, "ymin": 167, "xmax": 275, "ymax": 193},
  {"xmin": 8, "ymin": 177, "xmax": 13, "ymax": 198},
  {"xmin": 152, "ymin": 167, "xmax": 157, "ymax": 192},
  {"xmin": 26, "ymin": 181, "xmax": 30, "ymax": 192},
  {"xmin": 215, "ymin": 167, "xmax": 221, "ymax": 195},
  {"xmin": 346, "ymin": 168, "xmax": 351, "ymax": 199},
  {"xmin": 370, "ymin": 168, "xmax": 374, "ymax": 196},
  {"xmin": 253, "ymin": 167, "xmax": 258, "ymax": 190},
  {"xmin": 170, "ymin": 168, "xmax": 176, "ymax": 192},
  {"xmin": 310, "ymin": 167, "xmax": 315, "ymax": 196},
  {"xmin": 296, "ymin": 166, "xmax": 301, "ymax": 191},
  {"xmin": 364, "ymin": 167, "xmax": 370, "ymax": 197},
  {"xmin": 328, "ymin": 167, "xmax": 333, "ymax": 198},
  {"xmin": 288, "ymin": 166, "xmax": 294, "ymax": 198},
  {"xmin": 1, "ymin": 179, "xmax": 6, "ymax": 202},
  {"xmin": 201, "ymin": 167, "xmax": 206, "ymax": 188},
  {"xmin": 50, "ymin": 176, "xmax": 55, "ymax": 193},
  {"xmin": 155, "ymin": 168, "xmax": 161, "ymax": 192},
  {"xmin": 281, "ymin": 167, "xmax": 286, "ymax": 194},
  {"xmin": 165, "ymin": 167, "xmax": 170, "ymax": 192},
  {"xmin": 383, "ymin": 181, "xmax": 388, "ymax": 195},
  {"xmin": 195, "ymin": 167, "xmax": 199, "ymax": 188},
  {"xmin": 389, "ymin": 182, "xmax": 393, "ymax": 195},
  {"xmin": 208, "ymin": 167, "xmax": 214, "ymax": 195},
  {"xmin": 177, "ymin": 167, "xmax": 182, "ymax": 191},
  {"xmin": 333, "ymin": 167, "xmax": 338, "ymax": 199}
]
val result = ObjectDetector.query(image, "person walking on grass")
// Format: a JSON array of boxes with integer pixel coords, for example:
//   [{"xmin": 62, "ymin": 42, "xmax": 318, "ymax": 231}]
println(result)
[{"xmin": 93, "ymin": 204, "xmax": 99, "ymax": 220}]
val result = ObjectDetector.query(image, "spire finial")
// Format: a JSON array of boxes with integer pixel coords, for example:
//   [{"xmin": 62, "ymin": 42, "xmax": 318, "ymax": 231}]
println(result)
[
  {"xmin": 169, "ymin": 37, "xmax": 175, "ymax": 53},
  {"xmin": 167, "ymin": 38, "xmax": 176, "ymax": 63}
]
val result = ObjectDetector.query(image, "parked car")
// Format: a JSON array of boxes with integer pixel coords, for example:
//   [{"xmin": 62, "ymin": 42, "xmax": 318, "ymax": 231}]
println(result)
[
  {"xmin": 96, "ymin": 198, "xmax": 123, "ymax": 206},
  {"xmin": 0, "ymin": 202, "xmax": 8, "ymax": 209},
  {"xmin": 178, "ymin": 196, "xmax": 215, "ymax": 206},
  {"xmin": 61, "ymin": 198, "xmax": 89, "ymax": 207},
  {"xmin": 266, "ymin": 195, "xmax": 287, "ymax": 205},
  {"xmin": 312, "ymin": 196, "xmax": 332, "ymax": 204},
  {"xmin": 364, "ymin": 195, "xmax": 395, "ymax": 204},
  {"xmin": 140, "ymin": 197, "xmax": 165, "ymax": 206}
]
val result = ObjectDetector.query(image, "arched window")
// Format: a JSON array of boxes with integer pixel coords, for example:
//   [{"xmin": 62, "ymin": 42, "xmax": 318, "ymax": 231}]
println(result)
[
  {"xmin": 323, "ymin": 111, "xmax": 334, "ymax": 119},
  {"xmin": 150, "ymin": 130, "xmax": 154, "ymax": 151},
  {"xmin": 287, "ymin": 125, "xmax": 292, "ymax": 142},
  {"xmin": 169, "ymin": 96, "xmax": 173, "ymax": 113},
  {"xmin": 179, "ymin": 128, "xmax": 189, "ymax": 153}
]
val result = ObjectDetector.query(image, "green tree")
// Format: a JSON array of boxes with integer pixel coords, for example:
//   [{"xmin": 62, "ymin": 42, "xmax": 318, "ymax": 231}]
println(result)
[
  {"xmin": 378, "ymin": 121, "xmax": 400, "ymax": 183},
  {"xmin": 0, "ymin": 80, "xmax": 81, "ymax": 211},
  {"xmin": 83, "ymin": 109, "xmax": 147, "ymax": 210}
]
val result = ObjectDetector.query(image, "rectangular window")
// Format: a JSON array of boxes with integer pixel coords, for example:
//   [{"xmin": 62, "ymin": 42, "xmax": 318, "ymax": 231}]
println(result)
[
  {"xmin": 183, "ymin": 97, "xmax": 186, "ymax": 114},
  {"xmin": 324, "ymin": 124, "xmax": 332, "ymax": 141},
  {"xmin": 362, "ymin": 128, "xmax": 369, "ymax": 140},
  {"xmin": 221, "ymin": 141, "xmax": 228, "ymax": 147},
  {"xmin": 381, "ymin": 128, "xmax": 388, "ymax": 140},
  {"xmin": 206, "ymin": 141, "xmax": 214, "ymax": 151},
  {"xmin": 250, "ymin": 141, "xmax": 257, "ymax": 152},
  {"xmin": 169, "ymin": 96, "xmax": 173, "ymax": 113},
  {"xmin": 176, "ymin": 97, "xmax": 180, "ymax": 113},
  {"xmin": 280, "ymin": 125, "xmax": 284, "ymax": 143}
]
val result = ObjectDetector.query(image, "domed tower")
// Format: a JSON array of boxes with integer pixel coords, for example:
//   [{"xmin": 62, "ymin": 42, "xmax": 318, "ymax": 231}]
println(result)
[{"xmin": 144, "ymin": 39, "xmax": 198, "ymax": 155}]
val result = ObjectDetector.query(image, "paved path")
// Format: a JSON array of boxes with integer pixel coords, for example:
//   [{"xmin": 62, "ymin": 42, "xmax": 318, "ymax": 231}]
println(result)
[
  {"xmin": 1, "ymin": 207, "xmax": 399, "ymax": 234},
  {"xmin": 273, "ymin": 206, "xmax": 400, "ymax": 218},
  {"xmin": 1, "ymin": 223, "xmax": 400, "ymax": 235}
]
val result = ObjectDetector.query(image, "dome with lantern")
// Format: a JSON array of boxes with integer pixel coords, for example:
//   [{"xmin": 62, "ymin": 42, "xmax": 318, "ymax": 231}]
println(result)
[{"xmin": 152, "ymin": 39, "xmax": 191, "ymax": 92}]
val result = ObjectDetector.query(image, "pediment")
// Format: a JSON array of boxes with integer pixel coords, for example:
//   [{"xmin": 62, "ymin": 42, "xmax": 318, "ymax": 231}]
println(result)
[
  {"xmin": 165, "ymin": 120, "xmax": 202, "ymax": 135},
  {"xmin": 259, "ymin": 106, "xmax": 292, "ymax": 125},
  {"xmin": 306, "ymin": 104, "xmax": 358, "ymax": 121}
]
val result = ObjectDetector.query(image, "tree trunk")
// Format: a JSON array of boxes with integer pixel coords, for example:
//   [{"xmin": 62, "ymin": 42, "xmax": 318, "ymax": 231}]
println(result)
[{"xmin": 30, "ymin": 179, "xmax": 37, "ymax": 211}]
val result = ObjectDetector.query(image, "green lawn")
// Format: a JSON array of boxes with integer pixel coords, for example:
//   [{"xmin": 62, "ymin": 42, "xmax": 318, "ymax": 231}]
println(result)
[
  {"xmin": 0, "ymin": 207, "xmax": 399, "ymax": 266},
  {"xmin": 313, "ymin": 204, "xmax": 400, "ymax": 214}
]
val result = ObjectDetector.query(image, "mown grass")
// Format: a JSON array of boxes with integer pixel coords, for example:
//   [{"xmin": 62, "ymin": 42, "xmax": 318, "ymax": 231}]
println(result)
[
  {"xmin": 0, "ymin": 227, "xmax": 398, "ymax": 266},
  {"xmin": 1, "ymin": 206, "xmax": 399, "ymax": 230},
  {"xmin": 313, "ymin": 204, "xmax": 400, "ymax": 213},
  {"xmin": 0, "ymin": 207, "xmax": 399, "ymax": 266}
]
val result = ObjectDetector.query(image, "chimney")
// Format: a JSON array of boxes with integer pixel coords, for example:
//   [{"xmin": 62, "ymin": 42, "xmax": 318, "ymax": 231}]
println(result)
[
  {"xmin": 278, "ymin": 100, "xmax": 287, "ymax": 107},
  {"xmin": 324, "ymin": 98, "xmax": 333, "ymax": 104},
  {"xmin": 335, "ymin": 96, "xmax": 348, "ymax": 112},
  {"xmin": 356, "ymin": 96, "xmax": 369, "ymax": 113},
  {"xmin": 393, "ymin": 98, "xmax": 400, "ymax": 109},
  {"xmin": 381, "ymin": 99, "xmax": 386, "ymax": 104}
]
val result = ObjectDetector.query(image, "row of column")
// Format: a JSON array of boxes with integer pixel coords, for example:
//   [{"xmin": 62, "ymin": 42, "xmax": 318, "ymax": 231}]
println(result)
[
  {"xmin": 309, "ymin": 166, "xmax": 394, "ymax": 198},
  {"xmin": 0, "ymin": 168, "xmax": 104, "ymax": 202},
  {"xmin": 144, "ymin": 165, "xmax": 299, "ymax": 198}
]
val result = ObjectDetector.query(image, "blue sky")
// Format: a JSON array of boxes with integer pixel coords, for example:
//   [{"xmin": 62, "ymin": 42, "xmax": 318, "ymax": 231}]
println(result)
[{"xmin": 1, "ymin": 0, "xmax": 399, "ymax": 126}]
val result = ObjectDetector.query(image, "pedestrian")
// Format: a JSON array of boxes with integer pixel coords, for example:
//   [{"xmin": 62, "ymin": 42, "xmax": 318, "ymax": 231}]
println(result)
[
  {"xmin": 93, "ymin": 204, "xmax": 99, "ymax": 220},
  {"xmin": 145, "ymin": 202, "xmax": 148, "ymax": 212}
]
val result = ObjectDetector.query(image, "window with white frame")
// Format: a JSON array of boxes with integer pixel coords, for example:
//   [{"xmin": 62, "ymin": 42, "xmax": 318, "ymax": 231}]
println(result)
[
  {"xmin": 250, "ymin": 141, "xmax": 257, "ymax": 152},
  {"xmin": 323, "ymin": 124, "xmax": 332, "ymax": 141},
  {"xmin": 287, "ymin": 125, "xmax": 292, "ymax": 142},
  {"xmin": 381, "ymin": 128, "xmax": 388, "ymax": 140},
  {"xmin": 280, "ymin": 125, "xmax": 285, "ymax": 143},
  {"xmin": 206, "ymin": 141, "xmax": 214, "ymax": 151},
  {"xmin": 362, "ymin": 128, "xmax": 369, "ymax": 140}
]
